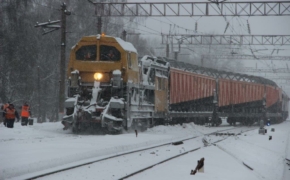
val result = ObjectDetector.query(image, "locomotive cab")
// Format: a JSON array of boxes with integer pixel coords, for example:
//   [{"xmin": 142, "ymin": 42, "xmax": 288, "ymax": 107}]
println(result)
[
  {"xmin": 67, "ymin": 34, "xmax": 139, "ymax": 86},
  {"xmin": 63, "ymin": 34, "xmax": 139, "ymax": 133}
]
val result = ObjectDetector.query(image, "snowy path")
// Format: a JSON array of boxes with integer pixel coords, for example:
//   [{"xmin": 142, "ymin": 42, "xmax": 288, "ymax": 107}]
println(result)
[
  {"xmin": 36, "ymin": 137, "xmax": 205, "ymax": 180},
  {"xmin": 1, "ymin": 120, "xmax": 290, "ymax": 180},
  {"xmin": 0, "ymin": 122, "xmax": 231, "ymax": 180}
]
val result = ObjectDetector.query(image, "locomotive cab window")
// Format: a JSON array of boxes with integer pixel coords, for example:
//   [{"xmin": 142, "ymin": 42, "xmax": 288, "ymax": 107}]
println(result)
[
  {"xmin": 100, "ymin": 45, "xmax": 120, "ymax": 61},
  {"xmin": 75, "ymin": 45, "xmax": 97, "ymax": 61}
]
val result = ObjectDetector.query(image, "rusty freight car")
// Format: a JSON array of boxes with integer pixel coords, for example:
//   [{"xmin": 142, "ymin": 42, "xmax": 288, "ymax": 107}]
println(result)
[
  {"xmin": 163, "ymin": 57, "xmax": 288, "ymax": 126},
  {"xmin": 168, "ymin": 68, "xmax": 217, "ymax": 125}
]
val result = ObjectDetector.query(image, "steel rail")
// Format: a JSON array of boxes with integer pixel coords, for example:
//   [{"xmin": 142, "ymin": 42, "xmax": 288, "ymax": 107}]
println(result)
[
  {"xmin": 118, "ymin": 126, "xmax": 258, "ymax": 180},
  {"xmin": 118, "ymin": 147, "xmax": 201, "ymax": 180},
  {"xmin": 24, "ymin": 136, "xmax": 198, "ymax": 180},
  {"xmin": 23, "ymin": 126, "xmax": 243, "ymax": 179}
]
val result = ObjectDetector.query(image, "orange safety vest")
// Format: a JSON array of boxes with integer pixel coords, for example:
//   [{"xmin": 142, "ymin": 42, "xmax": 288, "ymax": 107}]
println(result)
[
  {"xmin": 5, "ymin": 108, "xmax": 16, "ymax": 119},
  {"xmin": 21, "ymin": 105, "xmax": 30, "ymax": 117}
]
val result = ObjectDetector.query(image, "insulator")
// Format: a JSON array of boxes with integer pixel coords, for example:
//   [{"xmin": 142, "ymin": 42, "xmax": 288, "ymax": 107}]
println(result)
[
  {"xmin": 247, "ymin": 20, "xmax": 251, "ymax": 34},
  {"xmin": 195, "ymin": 22, "xmax": 198, "ymax": 31},
  {"xmin": 224, "ymin": 22, "xmax": 229, "ymax": 33}
]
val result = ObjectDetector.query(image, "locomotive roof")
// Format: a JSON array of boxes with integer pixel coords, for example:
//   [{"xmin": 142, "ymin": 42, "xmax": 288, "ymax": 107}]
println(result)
[
  {"xmin": 115, "ymin": 37, "xmax": 137, "ymax": 53},
  {"xmin": 77, "ymin": 35, "xmax": 137, "ymax": 54}
]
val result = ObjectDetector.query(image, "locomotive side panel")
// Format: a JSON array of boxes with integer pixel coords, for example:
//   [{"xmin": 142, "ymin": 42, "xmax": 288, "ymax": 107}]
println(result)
[
  {"xmin": 126, "ymin": 52, "xmax": 139, "ymax": 84},
  {"xmin": 155, "ymin": 76, "xmax": 168, "ymax": 112},
  {"xmin": 266, "ymin": 85, "xmax": 280, "ymax": 108}
]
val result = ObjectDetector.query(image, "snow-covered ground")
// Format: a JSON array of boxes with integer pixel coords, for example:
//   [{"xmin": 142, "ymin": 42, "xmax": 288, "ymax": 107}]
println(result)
[{"xmin": 0, "ymin": 119, "xmax": 290, "ymax": 180}]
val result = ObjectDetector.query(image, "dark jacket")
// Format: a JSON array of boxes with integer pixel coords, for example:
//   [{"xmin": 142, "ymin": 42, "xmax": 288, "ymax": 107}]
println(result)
[{"xmin": 3, "ymin": 106, "xmax": 19, "ymax": 120}]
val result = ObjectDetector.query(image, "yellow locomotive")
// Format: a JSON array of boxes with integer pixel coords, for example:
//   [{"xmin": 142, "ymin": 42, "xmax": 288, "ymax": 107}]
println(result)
[{"xmin": 62, "ymin": 34, "xmax": 164, "ymax": 133}]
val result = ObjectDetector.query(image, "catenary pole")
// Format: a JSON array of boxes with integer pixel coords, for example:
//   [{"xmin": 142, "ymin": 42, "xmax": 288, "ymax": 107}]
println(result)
[
  {"xmin": 59, "ymin": 3, "xmax": 70, "ymax": 121},
  {"xmin": 37, "ymin": 66, "xmax": 41, "ymax": 123}
]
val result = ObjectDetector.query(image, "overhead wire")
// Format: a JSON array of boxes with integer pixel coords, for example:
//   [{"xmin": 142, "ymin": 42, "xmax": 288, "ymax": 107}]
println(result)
[
  {"xmin": 30, "ymin": 0, "xmax": 288, "ymax": 75},
  {"xmin": 225, "ymin": 0, "xmax": 278, "ymax": 73}
]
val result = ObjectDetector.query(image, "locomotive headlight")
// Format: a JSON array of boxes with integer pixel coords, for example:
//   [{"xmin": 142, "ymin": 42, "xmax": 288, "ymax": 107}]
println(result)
[{"xmin": 94, "ymin": 73, "xmax": 103, "ymax": 81}]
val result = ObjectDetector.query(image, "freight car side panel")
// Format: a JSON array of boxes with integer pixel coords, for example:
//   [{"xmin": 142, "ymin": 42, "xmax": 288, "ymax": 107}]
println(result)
[
  {"xmin": 266, "ymin": 85, "xmax": 280, "ymax": 108},
  {"xmin": 218, "ymin": 79, "xmax": 264, "ymax": 107},
  {"xmin": 170, "ymin": 68, "xmax": 215, "ymax": 105}
]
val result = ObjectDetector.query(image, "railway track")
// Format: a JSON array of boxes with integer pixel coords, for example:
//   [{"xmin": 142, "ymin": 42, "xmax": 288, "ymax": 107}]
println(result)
[
  {"xmin": 119, "ymin": 126, "xmax": 258, "ymax": 180},
  {"xmin": 24, "ymin": 125, "xmax": 257, "ymax": 180}
]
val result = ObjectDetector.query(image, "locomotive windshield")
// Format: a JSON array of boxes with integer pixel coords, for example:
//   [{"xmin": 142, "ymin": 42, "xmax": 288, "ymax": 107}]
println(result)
[
  {"xmin": 100, "ymin": 45, "xmax": 120, "ymax": 61},
  {"xmin": 75, "ymin": 45, "xmax": 97, "ymax": 61}
]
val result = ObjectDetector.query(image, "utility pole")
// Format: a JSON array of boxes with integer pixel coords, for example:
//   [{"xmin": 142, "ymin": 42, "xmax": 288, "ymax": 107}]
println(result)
[
  {"xmin": 92, "ymin": 0, "xmax": 104, "ymax": 34},
  {"xmin": 35, "ymin": 2, "xmax": 70, "ymax": 122},
  {"xmin": 37, "ymin": 66, "xmax": 41, "ymax": 123},
  {"xmin": 97, "ymin": 16, "xmax": 102, "ymax": 34},
  {"xmin": 122, "ymin": 30, "xmax": 127, "ymax": 41},
  {"xmin": 174, "ymin": 51, "xmax": 178, "ymax": 60},
  {"xmin": 59, "ymin": 3, "xmax": 71, "ymax": 121},
  {"xmin": 166, "ymin": 44, "xmax": 169, "ymax": 58}
]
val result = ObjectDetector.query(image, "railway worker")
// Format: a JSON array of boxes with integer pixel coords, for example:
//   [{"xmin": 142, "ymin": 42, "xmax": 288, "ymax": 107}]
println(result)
[
  {"xmin": 84, "ymin": 52, "xmax": 91, "ymax": 60},
  {"xmin": 1, "ymin": 101, "xmax": 10, "ymax": 127},
  {"xmin": 20, "ymin": 102, "xmax": 31, "ymax": 126},
  {"xmin": 3, "ymin": 103, "xmax": 19, "ymax": 128},
  {"xmin": 106, "ymin": 50, "xmax": 116, "ymax": 60}
]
